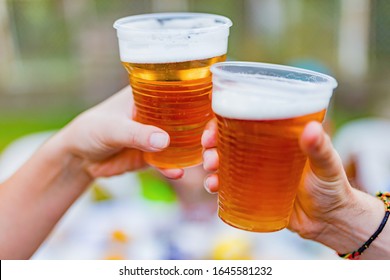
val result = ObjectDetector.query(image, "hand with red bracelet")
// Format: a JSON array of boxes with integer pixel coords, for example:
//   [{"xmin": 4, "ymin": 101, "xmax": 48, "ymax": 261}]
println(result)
[{"xmin": 202, "ymin": 119, "xmax": 390, "ymax": 259}]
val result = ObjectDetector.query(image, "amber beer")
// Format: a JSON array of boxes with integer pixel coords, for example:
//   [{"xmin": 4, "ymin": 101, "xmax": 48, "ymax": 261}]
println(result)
[
  {"xmin": 122, "ymin": 55, "xmax": 225, "ymax": 168},
  {"xmin": 211, "ymin": 62, "xmax": 337, "ymax": 232},
  {"xmin": 114, "ymin": 13, "xmax": 232, "ymax": 168}
]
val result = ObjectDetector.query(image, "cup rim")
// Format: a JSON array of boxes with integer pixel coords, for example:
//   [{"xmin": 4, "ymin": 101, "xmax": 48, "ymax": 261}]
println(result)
[
  {"xmin": 113, "ymin": 12, "xmax": 233, "ymax": 34},
  {"xmin": 211, "ymin": 61, "xmax": 338, "ymax": 91}
]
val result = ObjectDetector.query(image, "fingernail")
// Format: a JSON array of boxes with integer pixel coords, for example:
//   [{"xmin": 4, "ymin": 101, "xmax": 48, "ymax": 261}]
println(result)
[
  {"xmin": 163, "ymin": 169, "xmax": 184, "ymax": 179},
  {"xmin": 202, "ymin": 150, "xmax": 212, "ymax": 169},
  {"xmin": 201, "ymin": 130, "xmax": 210, "ymax": 146},
  {"xmin": 203, "ymin": 177, "xmax": 210, "ymax": 192},
  {"xmin": 203, "ymin": 177, "xmax": 216, "ymax": 194},
  {"xmin": 310, "ymin": 123, "xmax": 324, "ymax": 149},
  {"xmin": 150, "ymin": 133, "xmax": 169, "ymax": 149}
]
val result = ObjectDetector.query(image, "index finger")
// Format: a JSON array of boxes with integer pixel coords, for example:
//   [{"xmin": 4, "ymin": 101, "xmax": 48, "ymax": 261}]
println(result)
[{"xmin": 201, "ymin": 118, "xmax": 218, "ymax": 149}]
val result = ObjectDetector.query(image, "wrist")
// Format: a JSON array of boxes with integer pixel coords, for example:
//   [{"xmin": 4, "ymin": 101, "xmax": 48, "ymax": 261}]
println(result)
[
  {"xmin": 0, "ymin": 127, "xmax": 94, "ymax": 259},
  {"xmin": 315, "ymin": 188, "xmax": 387, "ymax": 257},
  {"xmin": 44, "ymin": 128, "xmax": 93, "ymax": 183}
]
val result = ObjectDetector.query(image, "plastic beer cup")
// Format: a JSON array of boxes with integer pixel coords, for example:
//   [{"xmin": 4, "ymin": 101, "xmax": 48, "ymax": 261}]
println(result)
[
  {"xmin": 114, "ymin": 13, "xmax": 232, "ymax": 168},
  {"xmin": 210, "ymin": 61, "xmax": 338, "ymax": 232}
]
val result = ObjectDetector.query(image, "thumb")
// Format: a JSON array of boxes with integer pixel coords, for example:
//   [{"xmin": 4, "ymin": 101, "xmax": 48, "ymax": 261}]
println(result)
[
  {"xmin": 300, "ymin": 121, "xmax": 344, "ymax": 181},
  {"xmin": 108, "ymin": 119, "xmax": 170, "ymax": 152}
]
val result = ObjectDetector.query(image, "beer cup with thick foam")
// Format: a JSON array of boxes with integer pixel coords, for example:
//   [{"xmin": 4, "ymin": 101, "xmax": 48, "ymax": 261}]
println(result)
[
  {"xmin": 114, "ymin": 13, "xmax": 232, "ymax": 168},
  {"xmin": 210, "ymin": 61, "xmax": 337, "ymax": 232}
]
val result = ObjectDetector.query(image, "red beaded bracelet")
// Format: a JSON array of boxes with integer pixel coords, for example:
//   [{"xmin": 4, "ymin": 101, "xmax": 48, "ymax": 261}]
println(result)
[{"xmin": 337, "ymin": 191, "xmax": 390, "ymax": 260}]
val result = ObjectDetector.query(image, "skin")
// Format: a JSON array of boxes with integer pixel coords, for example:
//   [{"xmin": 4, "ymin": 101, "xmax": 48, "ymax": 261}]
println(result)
[
  {"xmin": 202, "ymin": 119, "xmax": 390, "ymax": 259},
  {"xmin": 0, "ymin": 86, "xmax": 184, "ymax": 259},
  {"xmin": 1, "ymin": 85, "xmax": 388, "ymax": 259}
]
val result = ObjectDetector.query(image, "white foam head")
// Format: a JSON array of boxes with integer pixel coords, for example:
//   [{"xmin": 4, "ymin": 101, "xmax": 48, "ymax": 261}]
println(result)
[
  {"xmin": 211, "ymin": 62, "xmax": 338, "ymax": 120},
  {"xmin": 113, "ymin": 13, "xmax": 232, "ymax": 63}
]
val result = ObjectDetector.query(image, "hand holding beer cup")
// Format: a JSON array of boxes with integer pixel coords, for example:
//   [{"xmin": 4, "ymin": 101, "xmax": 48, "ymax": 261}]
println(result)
[
  {"xmin": 63, "ymin": 86, "xmax": 184, "ymax": 180},
  {"xmin": 202, "ymin": 62, "xmax": 338, "ymax": 232},
  {"xmin": 202, "ymin": 118, "xmax": 361, "ymax": 241}
]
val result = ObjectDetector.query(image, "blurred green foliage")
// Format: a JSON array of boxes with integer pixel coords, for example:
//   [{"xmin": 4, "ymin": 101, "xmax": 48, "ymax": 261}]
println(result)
[
  {"xmin": 9, "ymin": 0, "xmax": 71, "ymax": 58},
  {"xmin": 0, "ymin": 107, "xmax": 80, "ymax": 151},
  {"xmin": 1, "ymin": 0, "xmax": 390, "ymax": 153},
  {"xmin": 137, "ymin": 170, "xmax": 177, "ymax": 202}
]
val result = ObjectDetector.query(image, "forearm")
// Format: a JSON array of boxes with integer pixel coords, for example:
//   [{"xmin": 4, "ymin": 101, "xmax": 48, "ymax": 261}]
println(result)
[
  {"xmin": 316, "ymin": 188, "xmax": 390, "ymax": 259},
  {"xmin": 0, "ymin": 130, "xmax": 93, "ymax": 259}
]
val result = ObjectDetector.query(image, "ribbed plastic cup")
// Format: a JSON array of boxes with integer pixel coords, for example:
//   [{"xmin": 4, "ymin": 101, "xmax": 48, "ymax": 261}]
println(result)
[
  {"xmin": 114, "ymin": 13, "xmax": 232, "ymax": 168},
  {"xmin": 211, "ymin": 61, "xmax": 337, "ymax": 232}
]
